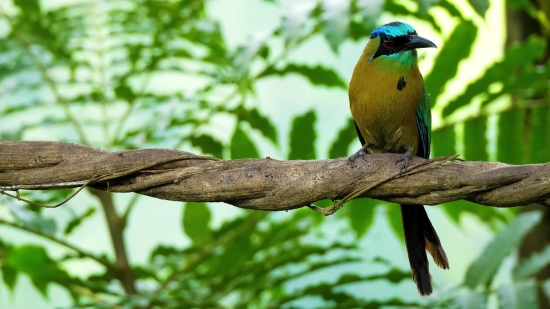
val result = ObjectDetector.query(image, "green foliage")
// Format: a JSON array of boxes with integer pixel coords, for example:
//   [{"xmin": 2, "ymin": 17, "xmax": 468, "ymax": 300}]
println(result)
[
  {"xmin": 234, "ymin": 106, "xmax": 278, "ymax": 144},
  {"xmin": 64, "ymin": 206, "xmax": 96, "ymax": 236},
  {"xmin": 528, "ymin": 106, "xmax": 550, "ymax": 163},
  {"xmin": 387, "ymin": 203, "xmax": 405, "ymax": 242},
  {"xmin": 467, "ymin": 0, "xmax": 490, "ymax": 18},
  {"xmin": 140, "ymin": 211, "xmax": 408, "ymax": 308},
  {"xmin": 431, "ymin": 125, "xmax": 455, "ymax": 157},
  {"xmin": 442, "ymin": 200, "xmax": 510, "ymax": 231},
  {"xmin": 182, "ymin": 202, "xmax": 212, "ymax": 247},
  {"xmin": 544, "ymin": 279, "xmax": 550, "ymax": 302},
  {"xmin": 230, "ymin": 125, "xmax": 260, "ymax": 158},
  {"xmin": 425, "ymin": 19, "xmax": 477, "ymax": 107},
  {"xmin": 189, "ymin": 134, "xmax": 224, "ymax": 158},
  {"xmin": 259, "ymin": 64, "xmax": 347, "ymax": 89},
  {"xmin": 7, "ymin": 201, "xmax": 57, "ymax": 235},
  {"xmin": 339, "ymin": 198, "xmax": 378, "ymax": 238},
  {"xmin": 498, "ymin": 280, "xmax": 538, "ymax": 309},
  {"xmin": 450, "ymin": 292, "xmax": 488, "ymax": 309},
  {"xmin": 498, "ymin": 109, "xmax": 527, "ymax": 164},
  {"xmin": 425, "ymin": 212, "xmax": 546, "ymax": 309},
  {"xmin": 464, "ymin": 212, "xmax": 542, "ymax": 289},
  {"xmin": 288, "ymin": 110, "xmax": 317, "ymax": 160},
  {"xmin": 463, "ymin": 117, "xmax": 489, "ymax": 161},
  {"xmin": 328, "ymin": 118, "xmax": 357, "ymax": 158},
  {"xmin": 6, "ymin": 245, "xmax": 77, "ymax": 297},
  {"xmin": 441, "ymin": 36, "xmax": 548, "ymax": 117},
  {"xmin": 512, "ymin": 244, "xmax": 550, "ymax": 280}
]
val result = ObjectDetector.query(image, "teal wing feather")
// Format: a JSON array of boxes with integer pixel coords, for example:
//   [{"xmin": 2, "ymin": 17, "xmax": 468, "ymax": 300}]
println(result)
[{"xmin": 415, "ymin": 89, "xmax": 432, "ymax": 159}]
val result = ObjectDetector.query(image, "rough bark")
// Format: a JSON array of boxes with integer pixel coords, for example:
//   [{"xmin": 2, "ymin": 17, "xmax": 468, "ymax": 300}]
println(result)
[{"xmin": 1, "ymin": 141, "xmax": 549, "ymax": 211}]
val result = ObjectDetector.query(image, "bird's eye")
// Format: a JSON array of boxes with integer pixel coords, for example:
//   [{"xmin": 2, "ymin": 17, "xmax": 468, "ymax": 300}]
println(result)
[{"xmin": 383, "ymin": 40, "xmax": 394, "ymax": 48}]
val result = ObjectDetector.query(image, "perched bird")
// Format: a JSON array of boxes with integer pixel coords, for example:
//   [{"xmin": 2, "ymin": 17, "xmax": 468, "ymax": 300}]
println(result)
[{"xmin": 348, "ymin": 21, "xmax": 449, "ymax": 296}]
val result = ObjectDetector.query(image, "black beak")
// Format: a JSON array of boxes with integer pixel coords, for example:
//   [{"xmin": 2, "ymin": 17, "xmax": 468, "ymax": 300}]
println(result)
[{"xmin": 402, "ymin": 35, "xmax": 437, "ymax": 51}]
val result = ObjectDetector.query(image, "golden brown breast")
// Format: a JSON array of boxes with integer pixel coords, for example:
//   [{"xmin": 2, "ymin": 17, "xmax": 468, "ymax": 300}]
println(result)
[{"xmin": 349, "ymin": 55, "xmax": 424, "ymax": 155}]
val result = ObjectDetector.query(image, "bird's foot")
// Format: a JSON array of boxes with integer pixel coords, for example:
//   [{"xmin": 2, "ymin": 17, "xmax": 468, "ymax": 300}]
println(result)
[
  {"xmin": 348, "ymin": 144, "xmax": 370, "ymax": 168},
  {"xmin": 396, "ymin": 149, "xmax": 412, "ymax": 175},
  {"xmin": 308, "ymin": 203, "xmax": 341, "ymax": 216}
]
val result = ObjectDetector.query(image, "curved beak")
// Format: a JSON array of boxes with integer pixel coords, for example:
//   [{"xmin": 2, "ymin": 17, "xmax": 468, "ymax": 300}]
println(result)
[{"xmin": 402, "ymin": 35, "xmax": 437, "ymax": 51}]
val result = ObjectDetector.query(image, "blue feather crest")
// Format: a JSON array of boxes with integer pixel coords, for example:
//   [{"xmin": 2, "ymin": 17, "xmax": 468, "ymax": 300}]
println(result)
[{"xmin": 370, "ymin": 21, "xmax": 416, "ymax": 39}]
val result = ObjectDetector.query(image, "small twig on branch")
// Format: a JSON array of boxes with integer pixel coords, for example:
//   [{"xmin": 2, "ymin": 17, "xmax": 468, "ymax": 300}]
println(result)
[
  {"xmin": 308, "ymin": 155, "xmax": 462, "ymax": 216},
  {"xmin": 0, "ymin": 175, "xmax": 100, "ymax": 208},
  {"xmin": 0, "ymin": 141, "xmax": 549, "ymax": 210}
]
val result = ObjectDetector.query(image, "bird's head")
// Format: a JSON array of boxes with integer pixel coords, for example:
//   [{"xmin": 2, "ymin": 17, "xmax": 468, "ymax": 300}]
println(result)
[{"xmin": 365, "ymin": 21, "xmax": 436, "ymax": 70}]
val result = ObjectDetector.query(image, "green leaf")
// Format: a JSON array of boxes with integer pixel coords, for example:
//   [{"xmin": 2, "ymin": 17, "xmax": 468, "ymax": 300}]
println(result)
[
  {"xmin": 512, "ymin": 243, "xmax": 550, "ymax": 280},
  {"xmin": 8, "ymin": 245, "xmax": 73, "ymax": 296},
  {"xmin": 64, "ymin": 207, "xmax": 96, "ymax": 236},
  {"xmin": 114, "ymin": 83, "xmax": 135, "ymax": 102},
  {"xmin": 442, "ymin": 200, "xmax": 509, "ymax": 230},
  {"xmin": 230, "ymin": 125, "xmax": 260, "ymax": 159},
  {"xmin": 383, "ymin": 1, "xmax": 441, "ymax": 32},
  {"xmin": 464, "ymin": 117, "xmax": 488, "ymax": 161},
  {"xmin": 182, "ymin": 202, "xmax": 212, "ymax": 247},
  {"xmin": 528, "ymin": 106, "xmax": 550, "ymax": 163},
  {"xmin": 1, "ymin": 265, "xmax": 18, "ymax": 291},
  {"xmin": 431, "ymin": 125, "xmax": 455, "ymax": 158},
  {"xmin": 189, "ymin": 134, "xmax": 224, "ymax": 158},
  {"xmin": 214, "ymin": 234, "xmax": 251, "ymax": 275},
  {"xmin": 443, "ymin": 37, "xmax": 546, "ymax": 117},
  {"xmin": 507, "ymin": 0, "xmax": 536, "ymax": 10},
  {"xmin": 497, "ymin": 110, "xmax": 526, "ymax": 165},
  {"xmin": 348, "ymin": 0, "xmax": 381, "ymax": 41},
  {"xmin": 321, "ymin": 0, "xmax": 349, "ymax": 52},
  {"xmin": 464, "ymin": 212, "xmax": 543, "ymax": 289},
  {"xmin": 387, "ymin": 203, "xmax": 404, "ymax": 242},
  {"xmin": 280, "ymin": 2, "xmax": 316, "ymax": 46},
  {"xmin": 436, "ymin": 0, "xmax": 464, "ymax": 19},
  {"xmin": 418, "ymin": 0, "xmax": 437, "ymax": 17},
  {"xmin": 6, "ymin": 202, "xmax": 57, "ymax": 235},
  {"xmin": 342, "ymin": 198, "xmax": 378, "ymax": 238},
  {"xmin": 328, "ymin": 118, "xmax": 358, "ymax": 158},
  {"xmin": 441, "ymin": 201, "xmax": 464, "ymax": 226},
  {"xmin": 498, "ymin": 280, "xmax": 537, "ymax": 309},
  {"xmin": 234, "ymin": 257, "xmax": 364, "ymax": 307},
  {"xmin": 13, "ymin": 0, "xmax": 40, "ymax": 13},
  {"xmin": 426, "ymin": 20, "xmax": 477, "ymax": 107},
  {"xmin": 234, "ymin": 107, "xmax": 277, "ymax": 143},
  {"xmin": 468, "ymin": 0, "xmax": 489, "ymax": 18},
  {"xmin": 288, "ymin": 110, "xmax": 317, "ymax": 160},
  {"xmin": 543, "ymin": 279, "xmax": 550, "ymax": 304},
  {"xmin": 259, "ymin": 64, "xmax": 346, "ymax": 89},
  {"xmin": 232, "ymin": 31, "xmax": 271, "ymax": 82},
  {"xmin": 274, "ymin": 271, "xmax": 416, "ymax": 308},
  {"xmin": 452, "ymin": 291, "xmax": 489, "ymax": 309}
]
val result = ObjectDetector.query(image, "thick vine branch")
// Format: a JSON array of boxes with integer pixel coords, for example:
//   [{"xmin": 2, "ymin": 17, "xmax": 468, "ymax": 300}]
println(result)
[{"xmin": 0, "ymin": 141, "xmax": 549, "ymax": 209}]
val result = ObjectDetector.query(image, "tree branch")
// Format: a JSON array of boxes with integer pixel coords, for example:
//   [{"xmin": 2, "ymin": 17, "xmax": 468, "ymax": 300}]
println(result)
[
  {"xmin": 88, "ymin": 188, "xmax": 137, "ymax": 295},
  {"xmin": 0, "ymin": 141, "xmax": 549, "ymax": 210}
]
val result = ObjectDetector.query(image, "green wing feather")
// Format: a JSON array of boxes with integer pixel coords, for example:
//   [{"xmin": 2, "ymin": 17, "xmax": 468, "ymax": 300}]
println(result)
[{"xmin": 415, "ymin": 89, "xmax": 432, "ymax": 159}]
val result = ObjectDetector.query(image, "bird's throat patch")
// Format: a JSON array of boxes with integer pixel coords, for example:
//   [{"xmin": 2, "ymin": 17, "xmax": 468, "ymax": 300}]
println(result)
[{"xmin": 397, "ymin": 76, "xmax": 406, "ymax": 91}]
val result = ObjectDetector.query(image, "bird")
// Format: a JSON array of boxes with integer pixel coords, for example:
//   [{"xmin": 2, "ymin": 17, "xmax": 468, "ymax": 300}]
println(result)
[{"xmin": 348, "ymin": 21, "xmax": 449, "ymax": 296}]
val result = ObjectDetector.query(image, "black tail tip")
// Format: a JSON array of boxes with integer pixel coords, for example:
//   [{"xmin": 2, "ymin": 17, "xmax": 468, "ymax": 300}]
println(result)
[{"xmin": 415, "ymin": 270, "xmax": 433, "ymax": 296}]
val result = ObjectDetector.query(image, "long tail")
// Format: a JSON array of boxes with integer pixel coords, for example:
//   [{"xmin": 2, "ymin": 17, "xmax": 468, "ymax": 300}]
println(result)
[{"xmin": 400, "ymin": 204, "xmax": 449, "ymax": 296}]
